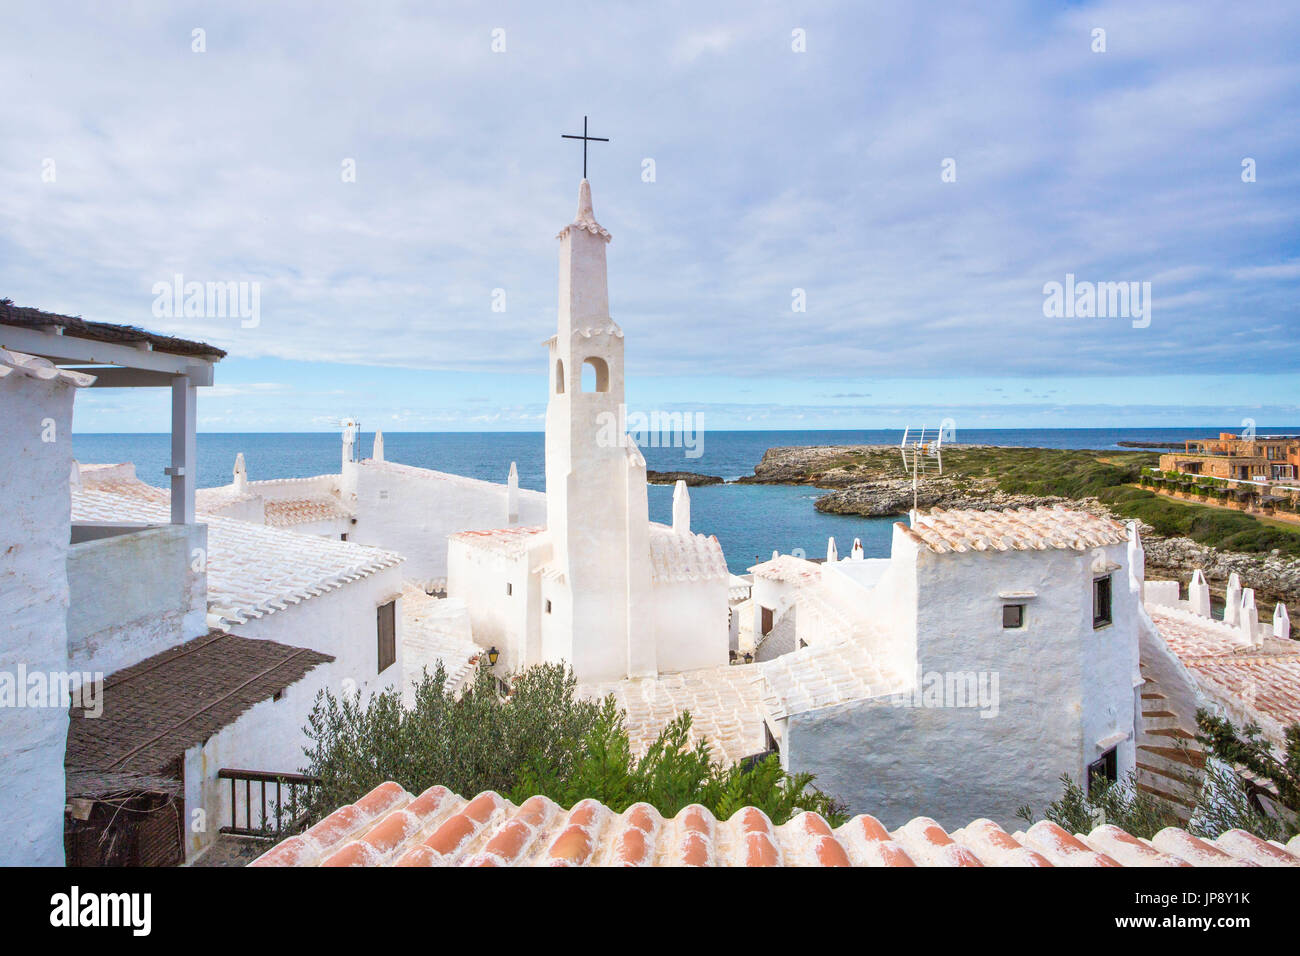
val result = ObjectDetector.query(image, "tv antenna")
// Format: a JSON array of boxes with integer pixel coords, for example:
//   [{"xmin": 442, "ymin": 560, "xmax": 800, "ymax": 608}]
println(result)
[{"xmin": 900, "ymin": 425, "xmax": 945, "ymax": 512}]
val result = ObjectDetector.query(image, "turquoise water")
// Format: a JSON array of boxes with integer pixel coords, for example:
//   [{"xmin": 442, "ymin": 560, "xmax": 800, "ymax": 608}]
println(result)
[{"xmin": 71, "ymin": 428, "xmax": 1295, "ymax": 574}]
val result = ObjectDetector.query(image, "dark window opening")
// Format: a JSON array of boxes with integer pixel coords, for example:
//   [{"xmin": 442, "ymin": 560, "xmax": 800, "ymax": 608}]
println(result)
[
  {"xmin": 545, "ymin": 599, "xmax": 552, "ymax": 614},
  {"xmin": 1087, "ymin": 747, "xmax": 1118, "ymax": 797},
  {"xmin": 1093, "ymin": 575, "xmax": 1113, "ymax": 629},
  {"xmin": 760, "ymin": 606, "xmax": 774, "ymax": 636},
  {"xmin": 272, "ymin": 689, "xmax": 284, "ymax": 702},
  {"xmin": 377, "ymin": 600, "xmax": 396, "ymax": 673},
  {"xmin": 506, "ymin": 582, "xmax": 512, "ymax": 596},
  {"xmin": 1002, "ymin": 604, "xmax": 1025, "ymax": 629}
]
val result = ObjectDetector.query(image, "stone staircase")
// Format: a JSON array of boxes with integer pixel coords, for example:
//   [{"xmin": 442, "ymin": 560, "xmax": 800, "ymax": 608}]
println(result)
[{"xmin": 1135, "ymin": 678, "xmax": 1205, "ymax": 820}]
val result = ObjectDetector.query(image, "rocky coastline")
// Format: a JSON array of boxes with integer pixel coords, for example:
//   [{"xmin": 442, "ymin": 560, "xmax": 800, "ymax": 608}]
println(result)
[
  {"xmin": 645, "ymin": 470, "xmax": 723, "ymax": 486},
  {"xmin": 740, "ymin": 444, "xmax": 1300, "ymax": 610}
]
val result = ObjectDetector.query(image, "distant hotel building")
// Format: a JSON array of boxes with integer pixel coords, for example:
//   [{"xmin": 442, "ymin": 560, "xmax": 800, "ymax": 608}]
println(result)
[{"xmin": 1160, "ymin": 433, "xmax": 1300, "ymax": 483}]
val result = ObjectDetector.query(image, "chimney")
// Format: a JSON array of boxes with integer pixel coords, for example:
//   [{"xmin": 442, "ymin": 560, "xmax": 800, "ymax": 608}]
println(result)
[
  {"xmin": 1189, "ymin": 569, "xmax": 1211, "ymax": 618},
  {"xmin": 672, "ymin": 480, "xmax": 690, "ymax": 534},
  {"xmin": 507, "ymin": 461, "xmax": 519, "ymax": 525},
  {"xmin": 233, "ymin": 452, "xmax": 248, "ymax": 494}
]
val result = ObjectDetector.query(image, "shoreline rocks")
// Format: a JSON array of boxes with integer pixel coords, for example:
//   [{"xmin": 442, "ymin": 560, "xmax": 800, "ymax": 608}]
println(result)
[{"xmin": 645, "ymin": 470, "xmax": 723, "ymax": 486}]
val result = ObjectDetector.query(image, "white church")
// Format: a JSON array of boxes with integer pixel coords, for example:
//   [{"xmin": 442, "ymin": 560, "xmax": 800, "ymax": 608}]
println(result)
[{"xmin": 447, "ymin": 180, "xmax": 731, "ymax": 682}]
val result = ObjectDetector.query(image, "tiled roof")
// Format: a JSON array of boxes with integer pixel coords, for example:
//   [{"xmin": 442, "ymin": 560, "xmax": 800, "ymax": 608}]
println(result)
[
  {"xmin": 579, "ymin": 665, "xmax": 766, "ymax": 766},
  {"xmin": 66, "ymin": 631, "xmax": 333, "ymax": 775},
  {"xmin": 0, "ymin": 346, "xmax": 97, "ymax": 387},
  {"xmin": 0, "ymin": 300, "xmax": 226, "ymax": 359},
  {"xmin": 648, "ymin": 524, "xmax": 729, "ymax": 583},
  {"xmin": 1185, "ymin": 656, "xmax": 1300, "ymax": 745},
  {"xmin": 1147, "ymin": 604, "xmax": 1300, "ymax": 746},
  {"xmin": 759, "ymin": 638, "xmax": 908, "ymax": 721},
  {"xmin": 263, "ymin": 496, "xmax": 352, "ymax": 527},
  {"xmin": 401, "ymin": 588, "xmax": 481, "ymax": 696},
  {"xmin": 71, "ymin": 477, "xmax": 403, "ymax": 624},
  {"xmin": 251, "ymin": 782, "xmax": 1300, "ymax": 867},
  {"xmin": 901, "ymin": 506, "xmax": 1129, "ymax": 554},
  {"xmin": 449, "ymin": 526, "xmax": 543, "ymax": 557},
  {"xmin": 756, "ymin": 581, "xmax": 906, "ymax": 719},
  {"xmin": 748, "ymin": 554, "xmax": 821, "ymax": 583}
]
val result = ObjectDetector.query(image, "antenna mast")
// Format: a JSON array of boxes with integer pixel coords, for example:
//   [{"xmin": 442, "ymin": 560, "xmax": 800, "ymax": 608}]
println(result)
[{"xmin": 899, "ymin": 424, "xmax": 945, "ymax": 512}]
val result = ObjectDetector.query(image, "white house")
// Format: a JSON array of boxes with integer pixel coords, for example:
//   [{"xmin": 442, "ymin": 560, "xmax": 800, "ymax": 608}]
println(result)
[
  {"xmin": 750, "ymin": 508, "xmax": 1143, "ymax": 829},
  {"xmin": 446, "ymin": 179, "xmax": 731, "ymax": 684},
  {"xmin": 0, "ymin": 303, "xmax": 226, "ymax": 865}
]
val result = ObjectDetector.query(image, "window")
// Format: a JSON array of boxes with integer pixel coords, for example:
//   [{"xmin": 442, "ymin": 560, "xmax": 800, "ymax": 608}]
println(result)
[
  {"xmin": 506, "ymin": 582, "xmax": 512, "ymax": 596},
  {"xmin": 760, "ymin": 606, "xmax": 774, "ymax": 636},
  {"xmin": 555, "ymin": 358, "xmax": 565, "ymax": 394},
  {"xmin": 1093, "ymin": 575, "xmax": 1113, "ymax": 629},
  {"xmin": 545, "ymin": 599, "xmax": 552, "ymax": 614},
  {"xmin": 377, "ymin": 600, "xmax": 396, "ymax": 673},
  {"xmin": 581, "ymin": 356, "xmax": 609, "ymax": 392},
  {"xmin": 1002, "ymin": 604, "xmax": 1025, "ymax": 629},
  {"xmin": 272, "ymin": 689, "xmax": 285, "ymax": 702},
  {"xmin": 1086, "ymin": 747, "xmax": 1118, "ymax": 796}
]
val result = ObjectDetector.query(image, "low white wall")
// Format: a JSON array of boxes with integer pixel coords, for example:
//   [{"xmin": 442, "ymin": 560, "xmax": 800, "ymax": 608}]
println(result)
[
  {"xmin": 0, "ymin": 372, "xmax": 76, "ymax": 866},
  {"xmin": 349, "ymin": 462, "xmax": 545, "ymax": 583},
  {"xmin": 66, "ymin": 523, "xmax": 208, "ymax": 676}
]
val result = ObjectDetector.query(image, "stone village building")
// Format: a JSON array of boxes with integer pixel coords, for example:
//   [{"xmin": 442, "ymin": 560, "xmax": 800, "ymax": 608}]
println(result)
[{"xmin": 2, "ymin": 180, "xmax": 1298, "ymax": 864}]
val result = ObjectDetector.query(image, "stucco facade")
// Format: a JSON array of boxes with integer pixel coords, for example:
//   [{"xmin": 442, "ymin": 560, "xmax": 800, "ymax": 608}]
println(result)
[{"xmin": 0, "ymin": 368, "xmax": 83, "ymax": 865}]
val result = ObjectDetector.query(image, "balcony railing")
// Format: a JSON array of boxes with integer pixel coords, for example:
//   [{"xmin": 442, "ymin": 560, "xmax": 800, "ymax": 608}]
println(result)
[{"xmin": 217, "ymin": 768, "xmax": 321, "ymax": 839}]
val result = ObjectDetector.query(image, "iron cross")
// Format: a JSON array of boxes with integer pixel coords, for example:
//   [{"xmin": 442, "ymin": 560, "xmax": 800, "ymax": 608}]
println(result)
[{"xmin": 561, "ymin": 116, "xmax": 609, "ymax": 179}]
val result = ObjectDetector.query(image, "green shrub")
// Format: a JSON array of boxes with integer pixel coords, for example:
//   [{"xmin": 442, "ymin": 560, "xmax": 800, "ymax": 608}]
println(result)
[{"xmin": 297, "ymin": 662, "xmax": 844, "ymax": 829}]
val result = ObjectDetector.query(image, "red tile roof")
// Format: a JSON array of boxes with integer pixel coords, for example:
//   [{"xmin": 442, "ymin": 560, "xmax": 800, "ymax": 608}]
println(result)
[{"xmin": 250, "ymin": 783, "xmax": 1300, "ymax": 867}]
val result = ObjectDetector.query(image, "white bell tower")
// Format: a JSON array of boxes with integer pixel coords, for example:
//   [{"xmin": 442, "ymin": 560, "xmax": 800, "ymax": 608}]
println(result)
[{"xmin": 542, "ymin": 178, "xmax": 652, "ymax": 680}]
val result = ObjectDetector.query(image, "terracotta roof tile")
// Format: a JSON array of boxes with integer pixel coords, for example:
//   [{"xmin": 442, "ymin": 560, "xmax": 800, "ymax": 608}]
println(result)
[
  {"xmin": 448, "ymin": 526, "xmax": 543, "ymax": 557},
  {"xmin": 902, "ymin": 505, "xmax": 1129, "ymax": 554},
  {"xmin": 255, "ymin": 783, "xmax": 1300, "ymax": 867}
]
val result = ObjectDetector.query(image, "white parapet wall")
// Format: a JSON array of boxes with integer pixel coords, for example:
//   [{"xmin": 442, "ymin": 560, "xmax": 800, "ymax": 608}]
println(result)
[{"xmin": 66, "ymin": 523, "xmax": 208, "ymax": 676}]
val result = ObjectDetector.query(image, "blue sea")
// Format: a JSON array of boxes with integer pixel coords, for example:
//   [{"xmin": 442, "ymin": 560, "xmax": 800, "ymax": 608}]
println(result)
[{"xmin": 71, "ymin": 428, "xmax": 1291, "ymax": 574}]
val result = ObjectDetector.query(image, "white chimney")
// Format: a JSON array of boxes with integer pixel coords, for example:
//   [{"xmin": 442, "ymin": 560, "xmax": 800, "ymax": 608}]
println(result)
[
  {"xmin": 507, "ymin": 461, "xmax": 519, "ymax": 525},
  {"xmin": 1274, "ymin": 603, "xmax": 1291, "ymax": 641},
  {"xmin": 1189, "ymin": 569, "xmax": 1211, "ymax": 618},
  {"xmin": 1224, "ymin": 573, "xmax": 1242, "ymax": 627},
  {"xmin": 672, "ymin": 480, "xmax": 690, "ymax": 535}
]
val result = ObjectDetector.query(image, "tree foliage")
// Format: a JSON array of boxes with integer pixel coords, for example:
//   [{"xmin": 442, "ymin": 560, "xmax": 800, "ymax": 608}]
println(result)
[{"xmin": 298, "ymin": 662, "xmax": 843, "ymax": 828}]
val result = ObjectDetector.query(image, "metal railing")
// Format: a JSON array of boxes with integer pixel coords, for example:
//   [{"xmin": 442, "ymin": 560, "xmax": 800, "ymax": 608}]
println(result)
[{"xmin": 217, "ymin": 768, "xmax": 321, "ymax": 839}]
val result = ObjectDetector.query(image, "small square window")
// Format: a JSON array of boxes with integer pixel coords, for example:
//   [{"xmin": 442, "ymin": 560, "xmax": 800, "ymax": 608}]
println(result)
[
  {"xmin": 1093, "ymin": 575, "xmax": 1113, "ymax": 629},
  {"xmin": 1002, "ymin": 604, "xmax": 1025, "ymax": 629}
]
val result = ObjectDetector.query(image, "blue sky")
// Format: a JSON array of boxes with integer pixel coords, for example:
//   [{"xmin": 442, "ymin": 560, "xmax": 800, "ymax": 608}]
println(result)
[{"xmin": 1, "ymin": 1, "xmax": 1297, "ymax": 432}]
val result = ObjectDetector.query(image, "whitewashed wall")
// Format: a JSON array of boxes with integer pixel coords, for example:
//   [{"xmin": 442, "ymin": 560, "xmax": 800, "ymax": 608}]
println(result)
[
  {"xmin": 446, "ymin": 541, "xmax": 532, "ymax": 672},
  {"xmin": 181, "ymin": 662, "xmax": 333, "ymax": 860},
  {"xmin": 652, "ymin": 576, "xmax": 729, "ymax": 674},
  {"xmin": 0, "ymin": 373, "xmax": 76, "ymax": 865},
  {"xmin": 784, "ymin": 538, "xmax": 1139, "ymax": 830},
  {"xmin": 230, "ymin": 564, "xmax": 405, "ymax": 703},
  {"xmin": 349, "ymin": 462, "xmax": 545, "ymax": 583},
  {"xmin": 66, "ymin": 523, "xmax": 207, "ymax": 676}
]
